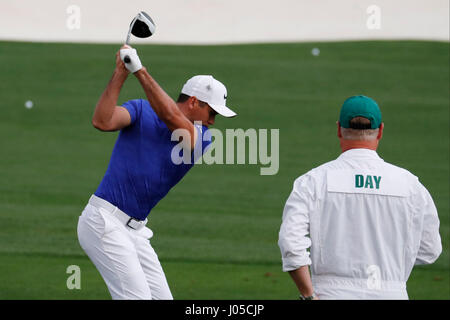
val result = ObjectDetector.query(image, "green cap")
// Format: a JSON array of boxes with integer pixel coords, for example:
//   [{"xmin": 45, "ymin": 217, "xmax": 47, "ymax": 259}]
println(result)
[{"xmin": 339, "ymin": 95, "xmax": 382, "ymax": 129}]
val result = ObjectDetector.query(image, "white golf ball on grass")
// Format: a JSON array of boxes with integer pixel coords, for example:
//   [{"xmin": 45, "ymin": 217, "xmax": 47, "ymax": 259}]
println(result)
[
  {"xmin": 311, "ymin": 48, "xmax": 320, "ymax": 56},
  {"xmin": 25, "ymin": 100, "xmax": 34, "ymax": 109}
]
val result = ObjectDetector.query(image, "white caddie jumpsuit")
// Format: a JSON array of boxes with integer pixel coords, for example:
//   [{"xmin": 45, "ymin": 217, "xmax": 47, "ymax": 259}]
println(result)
[{"xmin": 278, "ymin": 148, "xmax": 442, "ymax": 299}]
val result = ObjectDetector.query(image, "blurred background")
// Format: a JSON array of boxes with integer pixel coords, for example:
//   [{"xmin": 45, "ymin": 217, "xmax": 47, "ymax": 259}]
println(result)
[
  {"xmin": 1, "ymin": 0, "xmax": 448, "ymax": 44},
  {"xmin": 0, "ymin": 0, "xmax": 448, "ymax": 299}
]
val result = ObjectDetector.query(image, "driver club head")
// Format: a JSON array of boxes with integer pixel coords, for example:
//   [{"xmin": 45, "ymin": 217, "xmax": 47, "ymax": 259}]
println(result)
[
  {"xmin": 131, "ymin": 11, "xmax": 156, "ymax": 38},
  {"xmin": 124, "ymin": 11, "xmax": 156, "ymax": 63}
]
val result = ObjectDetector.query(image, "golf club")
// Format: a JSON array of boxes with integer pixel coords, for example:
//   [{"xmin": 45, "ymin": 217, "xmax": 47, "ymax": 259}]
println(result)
[{"xmin": 124, "ymin": 11, "xmax": 156, "ymax": 63}]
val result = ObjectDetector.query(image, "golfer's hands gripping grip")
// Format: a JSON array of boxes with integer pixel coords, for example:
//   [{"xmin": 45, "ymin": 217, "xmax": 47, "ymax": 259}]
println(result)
[{"xmin": 120, "ymin": 48, "xmax": 143, "ymax": 73}]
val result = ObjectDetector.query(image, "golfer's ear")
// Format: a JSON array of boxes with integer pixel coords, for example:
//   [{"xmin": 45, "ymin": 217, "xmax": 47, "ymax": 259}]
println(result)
[{"xmin": 188, "ymin": 96, "xmax": 197, "ymax": 110}]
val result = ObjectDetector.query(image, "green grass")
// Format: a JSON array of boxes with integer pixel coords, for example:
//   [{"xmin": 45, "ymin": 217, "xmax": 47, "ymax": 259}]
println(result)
[{"xmin": 0, "ymin": 40, "xmax": 448, "ymax": 300}]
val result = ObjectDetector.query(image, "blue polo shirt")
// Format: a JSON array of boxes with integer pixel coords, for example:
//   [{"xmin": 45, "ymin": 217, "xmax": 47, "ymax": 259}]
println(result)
[{"xmin": 95, "ymin": 99, "xmax": 211, "ymax": 220}]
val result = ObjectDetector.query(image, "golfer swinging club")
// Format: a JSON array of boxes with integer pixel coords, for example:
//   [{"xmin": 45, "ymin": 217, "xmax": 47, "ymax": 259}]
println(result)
[{"xmin": 77, "ymin": 45, "xmax": 237, "ymax": 299}]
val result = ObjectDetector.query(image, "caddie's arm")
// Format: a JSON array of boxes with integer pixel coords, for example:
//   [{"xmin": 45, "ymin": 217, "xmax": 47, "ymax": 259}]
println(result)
[
  {"xmin": 134, "ymin": 67, "xmax": 197, "ymax": 148},
  {"xmin": 92, "ymin": 46, "xmax": 133, "ymax": 132},
  {"xmin": 278, "ymin": 175, "xmax": 317, "ymax": 299},
  {"xmin": 289, "ymin": 266, "xmax": 318, "ymax": 300},
  {"xmin": 414, "ymin": 184, "xmax": 442, "ymax": 265}
]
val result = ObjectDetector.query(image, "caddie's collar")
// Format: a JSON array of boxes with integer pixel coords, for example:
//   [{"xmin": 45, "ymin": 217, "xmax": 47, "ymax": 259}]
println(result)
[{"xmin": 338, "ymin": 148, "xmax": 382, "ymax": 160}]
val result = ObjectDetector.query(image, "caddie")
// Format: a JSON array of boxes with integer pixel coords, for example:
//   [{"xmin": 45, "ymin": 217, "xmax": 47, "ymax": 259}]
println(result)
[
  {"xmin": 77, "ymin": 45, "xmax": 237, "ymax": 299},
  {"xmin": 278, "ymin": 95, "xmax": 442, "ymax": 299}
]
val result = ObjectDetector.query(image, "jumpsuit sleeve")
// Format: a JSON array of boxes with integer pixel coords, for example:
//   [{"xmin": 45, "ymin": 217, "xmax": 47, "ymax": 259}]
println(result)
[
  {"xmin": 414, "ymin": 183, "xmax": 442, "ymax": 265},
  {"xmin": 278, "ymin": 174, "xmax": 315, "ymax": 272}
]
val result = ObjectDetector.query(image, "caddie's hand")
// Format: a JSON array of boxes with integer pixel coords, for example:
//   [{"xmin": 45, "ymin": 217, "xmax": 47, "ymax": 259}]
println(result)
[{"xmin": 119, "ymin": 44, "xmax": 143, "ymax": 74}]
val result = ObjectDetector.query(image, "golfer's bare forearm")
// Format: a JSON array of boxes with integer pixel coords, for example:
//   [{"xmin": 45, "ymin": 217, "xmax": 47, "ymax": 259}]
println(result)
[
  {"xmin": 289, "ymin": 266, "xmax": 315, "ymax": 298},
  {"xmin": 92, "ymin": 70, "xmax": 127, "ymax": 128},
  {"xmin": 134, "ymin": 67, "xmax": 182, "ymax": 128}
]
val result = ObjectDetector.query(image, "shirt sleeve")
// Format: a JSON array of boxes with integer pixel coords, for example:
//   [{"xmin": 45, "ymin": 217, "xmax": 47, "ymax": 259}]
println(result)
[
  {"xmin": 278, "ymin": 174, "xmax": 315, "ymax": 272},
  {"xmin": 414, "ymin": 183, "xmax": 442, "ymax": 265},
  {"xmin": 121, "ymin": 99, "xmax": 143, "ymax": 125}
]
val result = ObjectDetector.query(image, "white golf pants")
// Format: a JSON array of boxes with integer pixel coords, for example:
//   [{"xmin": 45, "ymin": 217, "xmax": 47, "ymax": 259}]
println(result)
[{"xmin": 77, "ymin": 195, "xmax": 173, "ymax": 300}]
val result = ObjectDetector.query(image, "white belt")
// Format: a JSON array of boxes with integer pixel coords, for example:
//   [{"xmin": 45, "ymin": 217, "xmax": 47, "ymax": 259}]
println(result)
[{"xmin": 88, "ymin": 195, "xmax": 147, "ymax": 231}]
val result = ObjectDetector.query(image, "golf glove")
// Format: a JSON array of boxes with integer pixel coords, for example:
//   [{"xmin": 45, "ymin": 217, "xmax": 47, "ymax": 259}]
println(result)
[{"xmin": 120, "ymin": 48, "xmax": 143, "ymax": 73}]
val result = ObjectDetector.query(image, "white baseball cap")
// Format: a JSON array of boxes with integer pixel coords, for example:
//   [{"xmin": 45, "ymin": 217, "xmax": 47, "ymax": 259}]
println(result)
[{"xmin": 181, "ymin": 75, "xmax": 237, "ymax": 117}]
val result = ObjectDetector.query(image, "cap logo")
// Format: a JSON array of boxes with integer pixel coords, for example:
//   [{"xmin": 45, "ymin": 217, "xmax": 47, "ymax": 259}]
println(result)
[{"xmin": 206, "ymin": 85, "xmax": 212, "ymax": 91}]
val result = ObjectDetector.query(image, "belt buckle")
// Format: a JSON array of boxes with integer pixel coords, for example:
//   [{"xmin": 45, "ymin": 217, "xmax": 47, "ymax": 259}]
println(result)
[{"xmin": 126, "ymin": 218, "xmax": 141, "ymax": 230}]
